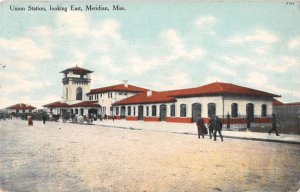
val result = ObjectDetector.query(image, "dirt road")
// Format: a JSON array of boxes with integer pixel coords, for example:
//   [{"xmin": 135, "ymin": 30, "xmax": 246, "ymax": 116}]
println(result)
[{"xmin": 1, "ymin": 120, "xmax": 299, "ymax": 192}]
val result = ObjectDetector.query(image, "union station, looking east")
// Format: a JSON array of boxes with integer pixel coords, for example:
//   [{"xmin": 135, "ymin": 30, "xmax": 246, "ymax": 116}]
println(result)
[{"xmin": 39, "ymin": 66, "xmax": 280, "ymax": 129}]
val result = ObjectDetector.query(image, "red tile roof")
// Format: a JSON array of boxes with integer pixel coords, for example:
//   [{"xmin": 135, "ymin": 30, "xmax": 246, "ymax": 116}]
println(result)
[
  {"xmin": 113, "ymin": 82, "xmax": 280, "ymax": 105},
  {"xmin": 71, "ymin": 101, "xmax": 101, "ymax": 108},
  {"xmin": 43, "ymin": 101, "xmax": 101, "ymax": 108},
  {"xmin": 6, "ymin": 103, "xmax": 36, "ymax": 110},
  {"xmin": 273, "ymin": 99, "xmax": 284, "ymax": 106},
  {"xmin": 113, "ymin": 91, "xmax": 176, "ymax": 105},
  {"xmin": 167, "ymin": 82, "xmax": 280, "ymax": 98},
  {"xmin": 60, "ymin": 66, "xmax": 93, "ymax": 74},
  {"xmin": 43, "ymin": 101, "xmax": 70, "ymax": 108},
  {"xmin": 88, "ymin": 84, "xmax": 148, "ymax": 95},
  {"xmin": 283, "ymin": 102, "xmax": 300, "ymax": 106}
]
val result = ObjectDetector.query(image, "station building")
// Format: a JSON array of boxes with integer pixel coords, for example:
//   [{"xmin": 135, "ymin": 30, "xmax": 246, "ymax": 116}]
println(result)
[
  {"xmin": 43, "ymin": 66, "xmax": 147, "ymax": 116},
  {"xmin": 43, "ymin": 66, "xmax": 280, "ymax": 128},
  {"xmin": 112, "ymin": 82, "xmax": 280, "ymax": 129}
]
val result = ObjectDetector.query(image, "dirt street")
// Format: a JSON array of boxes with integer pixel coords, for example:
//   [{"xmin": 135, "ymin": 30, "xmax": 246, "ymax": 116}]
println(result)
[{"xmin": 1, "ymin": 119, "xmax": 299, "ymax": 192}]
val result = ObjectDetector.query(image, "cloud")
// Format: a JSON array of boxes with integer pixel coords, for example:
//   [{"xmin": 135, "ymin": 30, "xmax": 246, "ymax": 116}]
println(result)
[
  {"xmin": 252, "ymin": 46, "xmax": 269, "ymax": 55},
  {"xmin": 288, "ymin": 37, "xmax": 300, "ymax": 49},
  {"xmin": 210, "ymin": 63, "xmax": 236, "ymax": 76},
  {"xmin": 264, "ymin": 56, "xmax": 298, "ymax": 73},
  {"xmin": 228, "ymin": 29, "xmax": 278, "ymax": 44},
  {"xmin": 56, "ymin": 12, "xmax": 89, "ymax": 37},
  {"xmin": 195, "ymin": 16, "xmax": 215, "ymax": 28},
  {"xmin": 219, "ymin": 55, "xmax": 255, "ymax": 66},
  {"xmin": 0, "ymin": 73, "xmax": 51, "ymax": 94},
  {"xmin": 151, "ymin": 71, "xmax": 191, "ymax": 90},
  {"xmin": 0, "ymin": 37, "xmax": 52, "ymax": 61}
]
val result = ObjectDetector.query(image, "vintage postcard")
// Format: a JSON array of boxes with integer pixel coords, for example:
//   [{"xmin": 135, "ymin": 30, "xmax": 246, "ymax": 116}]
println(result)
[{"xmin": 0, "ymin": 0, "xmax": 299, "ymax": 191}]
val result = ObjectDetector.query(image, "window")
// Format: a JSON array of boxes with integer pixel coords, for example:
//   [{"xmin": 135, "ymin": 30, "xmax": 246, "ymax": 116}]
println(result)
[
  {"xmin": 116, "ymin": 107, "xmax": 119, "ymax": 115},
  {"xmin": 180, "ymin": 104, "xmax": 186, "ymax": 117},
  {"xmin": 146, "ymin": 106, "xmax": 149, "ymax": 116},
  {"xmin": 29, "ymin": 109, "xmax": 32, "ymax": 113},
  {"xmin": 22, "ymin": 109, "xmax": 25, "ymax": 113},
  {"xmin": 76, "ymin": 87, "xmax": 83, "ymax": 100},
  {"xmin": 133, "ymin": 107, "xmax": 136, "ymax": 116},
  {"xmin": 128, "ymin": 106, "xmax": 131, "ymax": 116},
  {"xmin": 119, "ymin": 92, "xmax": 123, "ymax": 95},
  {"xmin": 89, "ymin": 96, "xmax": 92, "ymax": 101},
  {"xmin": 208, "ymin": 103, "xmax": 216, "ymax": 118},
  {"xmin": 152, "ymin": 105, "xmax": 157, "ymax": 116},
  {"xmin": 66, "ymin": 88, "xmax": 68, "ymax": 100},
  {"xmin": 246, "ymin": 103, "xmax": 254, "ymax": 122},
  {"xmin": 170, "ymin": 104, "xmax": 175, "ymax": 117},
  {"xmin": 261, "ymin": 104, "xmax": 267, "ymax": 117},
  {"xmin": 124, "ymin": 92, "xmax": 127, "ymax": 95},
  {"xmin": 231, "ymin": 103, "xmax": 238, "ymax": 118}
]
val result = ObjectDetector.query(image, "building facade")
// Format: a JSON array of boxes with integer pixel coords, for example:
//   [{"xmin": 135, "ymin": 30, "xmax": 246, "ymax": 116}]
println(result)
[
  {"xmin": 6, "ymin": 103, "xmax": 36, "ymax": 114},
  {"xmin": 43, "ymin": 66, "xmax": 280, "ymax": 129},
  {"xmin": 44, "ymin": 67, "xmax": 147, "ymax": 117},
  {"xmin": 112, "ymin": 82, "xmax": 279, "ymax": 129}
]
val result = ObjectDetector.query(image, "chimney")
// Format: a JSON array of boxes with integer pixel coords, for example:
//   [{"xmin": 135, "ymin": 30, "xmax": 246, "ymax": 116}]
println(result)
[
  {"xmin": 123, "ymin": 80, "xmax": 128, "ymax": 88},
  {"xmin": 147, "ymin": 90, "xmax": 152, "ymax": 97}
]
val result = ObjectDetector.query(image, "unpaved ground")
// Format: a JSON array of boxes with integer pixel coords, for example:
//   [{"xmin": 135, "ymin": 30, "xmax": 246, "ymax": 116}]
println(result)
[{"xmin": 0, "ymin": 119, "xmax": 299, "ymax": 192}]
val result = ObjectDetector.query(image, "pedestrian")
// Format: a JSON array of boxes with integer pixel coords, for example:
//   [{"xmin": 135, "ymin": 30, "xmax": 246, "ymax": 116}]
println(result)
[
  {"xmin": 112, "ymin": 115, "xmax": 115, "ymax": 122},
  {"xmin": 28, "ymin": 115, "xmax": 33, "ymax": 126},
  {"xmin": 42, "ymin": 114, "xmax": 47, "ymax": 124},
  {"xmin": 207, "ymin": 117, "xmax": 214, "ymax": 139},
  {"xmin": 196, "ymin": 114, "xmax": 207, "ymax": 139},
  {"xmin": 213, "ymin": 115, "xmax": 223, "ymax": 142},
  {"xmin": 269, "ymin": 114, "xmax": 280, "ymax": 136}
]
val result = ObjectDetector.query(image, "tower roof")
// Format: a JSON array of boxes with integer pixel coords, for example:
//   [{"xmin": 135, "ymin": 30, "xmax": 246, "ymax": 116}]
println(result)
[{"xmin": 60, "ymin": 66, "xmax": 93, "ymax": 74}]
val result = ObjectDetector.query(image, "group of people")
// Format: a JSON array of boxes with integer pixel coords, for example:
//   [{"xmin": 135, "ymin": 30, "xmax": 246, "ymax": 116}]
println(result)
[
  {"xmin": 197, "ymin": 113, "xmax": 280, "ymax": 140},
  {"xmin": 196, "ymin": 114, "xmax": 223, "ymax": 142}
]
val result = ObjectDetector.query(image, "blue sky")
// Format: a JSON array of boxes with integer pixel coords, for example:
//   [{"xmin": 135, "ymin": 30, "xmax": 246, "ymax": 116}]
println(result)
[{"xmin": 0, "ymin": 1, "xmax": 300, "ymax": 108}]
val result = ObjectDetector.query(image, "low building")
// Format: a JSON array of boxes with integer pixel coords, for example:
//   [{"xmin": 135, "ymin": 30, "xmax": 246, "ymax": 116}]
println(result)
[
  {"xmin": 112, "ymin": 82, "xmax": 280, "ymax": 129},
  {"xmin": 6, "ymin": 103, "xmax": 36, "ymax": 115},
  {"xmin": 273, "ymin": 100, "xmax": 300, "ymax": 129}
]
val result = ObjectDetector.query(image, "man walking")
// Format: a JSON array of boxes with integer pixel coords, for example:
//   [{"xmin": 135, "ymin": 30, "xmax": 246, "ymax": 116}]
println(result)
[
  {"xmin": 196, "ymin": 114, "xmax": 207, "ymax": 139},
  {"xmin": 207, "ymin": 117, "xmax": 214, "ymax": 139},
  {"xmin": 213, "ymin": 115, "xmax": 223, "ymax": 142},
  {"xmin": 269, "ymin": 114, "xmax": 280, "ymax": 136}
]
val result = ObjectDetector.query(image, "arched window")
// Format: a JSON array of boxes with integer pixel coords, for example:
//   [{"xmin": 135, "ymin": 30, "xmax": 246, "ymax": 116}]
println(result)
[
  {"xmin": 180, "ymin": 104, "xmax": 186, "ymax": 117},
  {"xmin": 208, "ymin": 103, "xmax": 216, "ymax": 118},
  {"xmin": 246, "ymin": 103, "xmax": 254, "ymax": 122},
  {"xmin": 261, "ymin": 104, "xmax": 267, "ymax": 117},
  {"xmin": 231, "ymin": 103, "xmax": 238, "ymax": 118},
  {"xmin": 116, "ymin": 107, "xmax": 119, "ymax": 115},
  {"xmin": 170, "ymin": 104, "xmax": 175, "ymax": 117},
  {"xmin": 76, "ymin": 87, "xmax": 83, "ymax": 100},
  {"xmin": 152, "ymin": 105, "xmax": 157, "ymax": 116},
  {"xmin": 192, "ymin": 103, "xmax": 202, "ymax": 122},
  {"xmin": 146, "ymin": 106, "xmax": 149, "ymax": 116},
  {"xmin": 127, "ymin": 106, "xmax": 131, "ymax": 116}
]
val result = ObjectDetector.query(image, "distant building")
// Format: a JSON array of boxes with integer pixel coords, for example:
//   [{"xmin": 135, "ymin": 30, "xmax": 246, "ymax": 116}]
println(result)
[
  {"xmin": 6, "ymin": 103, "xmax": 36, "ymax": 114},
  {"xmin": 273, "ymin": 100, "xmax": 300, "ymax": 129}
]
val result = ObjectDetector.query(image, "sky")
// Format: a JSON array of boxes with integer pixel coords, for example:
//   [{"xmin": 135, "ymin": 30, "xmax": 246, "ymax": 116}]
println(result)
[{"xmin": 0, "ymin": 1, "xmax": 300, "ymax": 108}]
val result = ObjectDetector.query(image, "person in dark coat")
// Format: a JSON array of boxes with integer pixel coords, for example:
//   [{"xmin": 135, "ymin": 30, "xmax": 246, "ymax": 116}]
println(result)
[
  {"xmin": 207, "ymin": 117, "xmax": 214, "ymax": 139},
  {"xmin": 196, "ymin": 114, "xmax": 207, "ymax": 139},
  {"xmin": 269, "ymin": 114, "xmax": 280, "ymax": 136},
  {"xmin": 42, "ymin": 114, "xmax": 47, "ymax": 124},
  {"xmin": 213, "ymin": 115, "xmax": 223, "ymax": 142}
]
